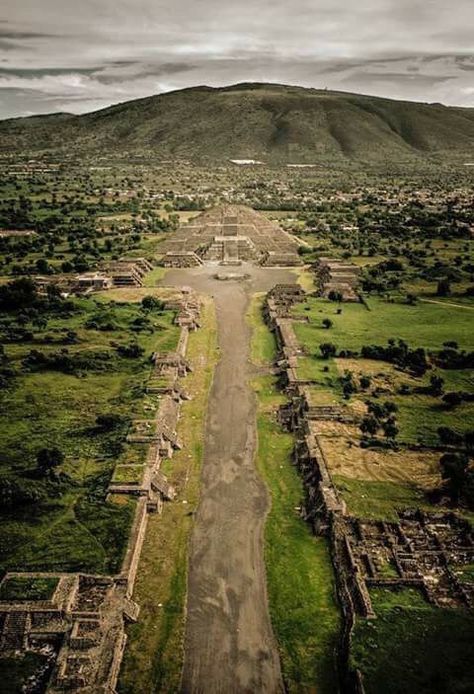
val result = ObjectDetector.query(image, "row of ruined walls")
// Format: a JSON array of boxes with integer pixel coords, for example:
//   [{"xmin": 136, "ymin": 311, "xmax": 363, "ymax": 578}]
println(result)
[
  {"xmin": 53, "ymin": 296, "xmax": 201, "ymax": 692},
  {"xmin": 264, "ymin": 285, "xmax": 366, "ymax": 694}
]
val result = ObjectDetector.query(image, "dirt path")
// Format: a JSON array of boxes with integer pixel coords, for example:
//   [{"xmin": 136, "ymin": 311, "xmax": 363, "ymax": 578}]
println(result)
[
  {"xmin": 419, "ymin": 298, "xmax": 474, "ymax": 310},
  {"xmin": 162, "ymin": 264, "xmax": 295, "ymax": 694}
]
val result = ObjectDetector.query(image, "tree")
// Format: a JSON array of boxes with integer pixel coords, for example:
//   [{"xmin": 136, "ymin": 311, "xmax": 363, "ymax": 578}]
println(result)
[
  {"xmin": 96, "ymin": 413, "xmax": 126, "ymax": 431},
  {"xmin": 436, "ymin": 278, "xmax": 451, "ymax": 297},
  {"xmin": 465, "ymin": 431, "xmax": 474, "ymax": 452},
  {"xmin": 35, "ymin": 258, "xmax": 51, "ymax": 274},
  {"xmin": 442, "ymin": 391, "xmax": 462, "ymax": 409},
  {"xmin": 0, "ymin": 475, "xmax": 46, "ymax": 508},
  {"xmin": 141, "ymin": 295, "xmax": 164, "ymax": 311},
  {"xmin": 319, "ymin": 342, "xmax": 337, "ymax": 359},
  {"xmin": 360, "ymin": 415, "xmax": 379, "ymax": 436},
  {"xmin": 36, "ymin": 448, "xmax": 64, "ymax": 476},
  {"xmin": 117, "ymin": 343, "xmax": 145, "ymax": 358},
  {"xmin": 440, "ymin": 453, "xmax": 469, "ymax": 504},
  {"xmin": 61, "ymin": 260, "xmax": 74, "ymax": 273},
  {"xmin": 0, "ymin": 277, "xmax": 38, "ymax": 311},
  {"xmin": 382, "ymin": 417, "xmax": 399, "ymax": 440},
  {"xmin": 322, "ymin": 318, "xmax": 333, "ymax": 329},
  {"xmin": 429, "ymin": 374, "xmax": 444, "ymax": 396},
  {"xmin": 437, "ymin": 427, "xmax": 463, "ymax": 446}
]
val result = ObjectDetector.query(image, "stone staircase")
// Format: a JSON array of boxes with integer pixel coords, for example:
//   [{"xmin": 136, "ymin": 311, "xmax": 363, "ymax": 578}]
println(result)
[{"xmin": 0, "ymin": 611, "xmax": 28, "ymax": 652}]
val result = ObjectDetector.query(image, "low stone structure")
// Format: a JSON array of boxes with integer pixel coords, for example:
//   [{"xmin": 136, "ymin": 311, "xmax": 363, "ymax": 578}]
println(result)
[
  {"xmin": 0, "ymin": 572, "xmax": 137, "ymax": 693},
  {"xmin": 34, "ymin": 273, "xmax": 113, "ymax": 296},
  {"xmin": 162, "ymin": 290, "xmax": 201, "ymax": 330},
  {"xmin": 34, "ymin": 257, "xmax": 155, "ymax": 296},
  {"xmin": 162, "ymin": 251, "xmax": 203, "ymax": 267},
  {"xmin": 100, "ymin": 259, "xmax": 149, "ymax": 287},
  {"xmin": 314, "ymin": 257, "xmax": 360, "ymax": 302}
]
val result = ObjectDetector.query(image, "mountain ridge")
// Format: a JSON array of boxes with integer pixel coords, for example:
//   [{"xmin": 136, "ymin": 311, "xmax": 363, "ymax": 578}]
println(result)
[{"xmin": 1, "ymin": 82, "xmax": 474, "ymax": 163}]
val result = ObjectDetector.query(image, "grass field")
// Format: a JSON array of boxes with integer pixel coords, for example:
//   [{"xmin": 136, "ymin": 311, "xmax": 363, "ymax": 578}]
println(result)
[
  {"xmin": 333, "ymin": 476, "xmax": 430, "ymax": 521},
  {"xmin": 0, "ymin": 297, "xmax": 179, "ymax": 574},
  {"xmin": 293, "ymin": 295, "xmax": 474, "ymax": 445},
  {"xmin": 351, "ymin": 588, "xmax": 474, "ymax": 694},
  {"xmin": 143, "ymin": 266, "xmax": 168, "ymax": 287},
  {"xmin": 118, "ymin": 298, "xmax": 218, "ymax": 693},
  {"xmin": 249, "ymin": 296, "xmax": 340, "ymax": 693},
  {"xmin": 293, "ymin": 296, "xmax": 473, "ymax": 352}
]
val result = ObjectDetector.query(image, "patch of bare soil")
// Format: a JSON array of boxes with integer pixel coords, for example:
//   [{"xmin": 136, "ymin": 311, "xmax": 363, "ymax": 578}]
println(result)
[
  {"xmin": 314, "ymin": 420, "xmax": 441, "ymax": 489},
  {"xmin": 96, "ymin": 286, "xmax": 181, "ymax": 302}
]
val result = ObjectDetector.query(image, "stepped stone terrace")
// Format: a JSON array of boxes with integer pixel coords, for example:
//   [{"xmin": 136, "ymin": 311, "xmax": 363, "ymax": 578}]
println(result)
[{"xmin": 160, "ymin": 204, "xmax": 303, "ymax": 267}]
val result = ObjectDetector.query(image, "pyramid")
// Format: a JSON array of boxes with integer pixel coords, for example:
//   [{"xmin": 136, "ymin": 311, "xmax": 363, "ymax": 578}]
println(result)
[{"xmin": 160, "ymin": 205, "xmax": 303, "ymax": 267}]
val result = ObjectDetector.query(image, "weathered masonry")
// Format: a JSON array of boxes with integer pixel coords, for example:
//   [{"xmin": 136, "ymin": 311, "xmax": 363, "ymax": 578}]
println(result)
[
  {"xmin": 314, "ymin": 257, "xmax": 360, "ymax": 302},
  {"xmin": 34, "ymin": 258, "xmax": 155, "ymax": 297},
  {"xmin": 160, "ymin": 204, "xmax": 303, "ymax": 267},
  {"xmin": 0, "ymin": 290, "xmax": 201, "ymax": 693}
]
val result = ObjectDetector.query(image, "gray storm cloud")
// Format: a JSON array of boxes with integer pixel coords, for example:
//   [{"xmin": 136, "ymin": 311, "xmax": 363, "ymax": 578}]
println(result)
[{"xmin": 0, "ymin": 0, "xmax": 473, "ymax": 118}]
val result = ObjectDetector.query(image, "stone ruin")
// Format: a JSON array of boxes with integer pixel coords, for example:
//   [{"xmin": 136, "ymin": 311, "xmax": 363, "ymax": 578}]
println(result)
[
  {"xmin": 0, "ymin": 572, "xmax": 137, "ymax": 693},
  {"xmin": 0, "ymin": 290, "xmax": 201, "ymax": 692},
  {"xmin": 314, "ymin": 257, "xmax": 360, "ymax": 302},
  {"xmin": 162, "ymin": 290, "xmax": 201, "ymax": 330},
  {"xmin": 34, "ymin": 257, "xmax": 155, "ymax": 296},
  {"xmin": 100, "ymin": 257, "xmax": 154, "ymax": 287},
  {"xmin": 339, "ymin": 511, "xmax": 474, "ymax": 614},
  {"xmin": 160, "ymin": 205, "xmax": 303, "ymax": 267}
]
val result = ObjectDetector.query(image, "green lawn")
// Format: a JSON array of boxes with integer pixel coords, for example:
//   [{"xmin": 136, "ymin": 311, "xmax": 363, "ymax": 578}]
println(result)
[
  {"xmin": 0, "ymin": 575, "xmax": 58, "ymax": 601},
  {"xmin": 351, "ymin": 588, "xmax": 474, "ymax": 694},
  {"xmin": 293, "ymin": 296, "xmax": 473, "ymax": 352},
  {"xmin": 143, "ymin": 266, "xmax": 168, "ymax": 287},
  {"xmin": 333, "ymin": 476, "xmax": 429, "ymax": 521},
  {"xmin": 393, "ymin": 390, "xmax": 474, "ymax": 446},
  {"xmin": 0, "ymin": 297, "xmax": 179, "ymax": 574},
  {"xmin": 249, "ymin": 294, "xmax": 277, "ymax": 365},
  {"xmin": 112, "ymin": 465, "xmax": 145, "ymax": 485},
  {"xmin": 292, "ymin": 296, "xmax": 474, "ymax": 446}
]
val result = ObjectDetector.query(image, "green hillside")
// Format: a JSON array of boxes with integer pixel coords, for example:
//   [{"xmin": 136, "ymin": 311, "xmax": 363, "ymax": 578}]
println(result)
[{"xmin": 1, "ymin": 82, "xmax": 474, "ymax": 163}]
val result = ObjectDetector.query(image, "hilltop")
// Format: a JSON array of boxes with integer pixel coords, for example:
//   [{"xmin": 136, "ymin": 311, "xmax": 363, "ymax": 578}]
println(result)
[{"xmin": 1, "ymin": 82, "xmax": 474, "ymax": 164}]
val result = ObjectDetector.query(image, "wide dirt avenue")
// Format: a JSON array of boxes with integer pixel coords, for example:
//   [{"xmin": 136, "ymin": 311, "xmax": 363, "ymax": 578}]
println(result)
[{"xmin": 162, "ymin": 264, "xmax": 295, "ymax": 693}]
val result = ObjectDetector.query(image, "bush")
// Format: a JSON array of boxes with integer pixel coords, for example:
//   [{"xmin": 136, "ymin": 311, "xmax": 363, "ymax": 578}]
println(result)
[
  {"xmin": 96, "ymin": 413, "xmax": 128, "ymax": 431},
  {"xmin": 438, "ymin": 427, "xmax": 463, "ymax": 446},
  {"xmin": 36, "ymin": 447, "xmax": 64, "ymax": 476},
  {"xmin": 361, "ymin": 339, "xmax": 428, "ymax": 376},
  {"xmin": 442, "ymin": 392, "xmax": 463, "ymax": 409},
  {"xmin": 0, "ymin": 475, "xmax": 47, "ymax": 508},
  {"xmin": 141, "ymin": 295, "xmax": 164, "ymax": 311},
  {"xmin": 0, "ymin": 278, "xmax": 38, "ymax": 312},
  {"xmin": 319, "ymin": 342, "xmax": 337, "ymax": 359},
  {"xmin": 116, "ymin": 343, "xmax": 145, "ymax": 358}
]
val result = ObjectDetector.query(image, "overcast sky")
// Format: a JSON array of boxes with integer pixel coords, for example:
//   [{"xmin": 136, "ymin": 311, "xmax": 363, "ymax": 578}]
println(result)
[{"xmin": 0, "ymin": 0, "xmax": 473, "ymax": 119}]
